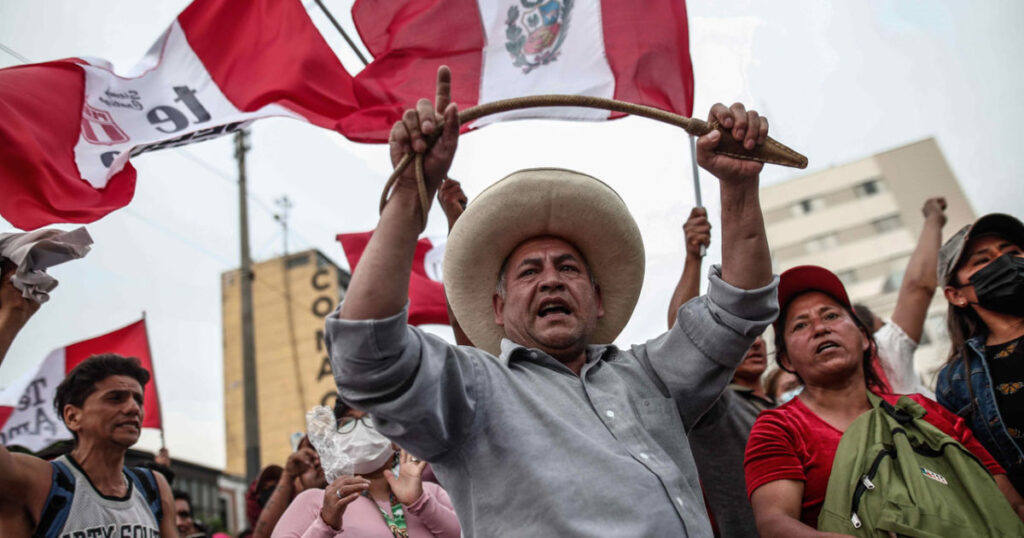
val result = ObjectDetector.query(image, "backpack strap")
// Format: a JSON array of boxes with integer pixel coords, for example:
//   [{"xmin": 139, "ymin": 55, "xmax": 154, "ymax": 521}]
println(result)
[
  {"xmin": 32, "ymin": 460, "xmax": 76, "ymax": 538},
  {"xmin": 124, "ymin": 466, "xmax": 164, "ymax": 526}
]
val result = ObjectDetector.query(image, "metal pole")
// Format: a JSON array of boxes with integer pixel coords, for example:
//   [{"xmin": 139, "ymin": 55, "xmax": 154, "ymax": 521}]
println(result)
[
  {"xmin": 236, "ymin": 129, "xmax": 261, "ymax": 482},
  {"xmin": 689, "ymin": 135, "xmax": 706, "ymax": 257},
  {"xmin": 312, "ymin": 0, "xmax": 369, "ymax": 66}
]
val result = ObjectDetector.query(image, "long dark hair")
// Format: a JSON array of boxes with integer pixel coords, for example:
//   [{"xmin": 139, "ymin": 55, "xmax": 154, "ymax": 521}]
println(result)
[{"xmin": 774, "ymin": 293, "xmax": 886, "ymax": 392}]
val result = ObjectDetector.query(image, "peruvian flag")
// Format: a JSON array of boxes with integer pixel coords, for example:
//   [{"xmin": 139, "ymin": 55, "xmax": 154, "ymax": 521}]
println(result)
[
  {"xmin": 0, "ymin": 0, "xmax": 359, "ymax": 231},
  {"xmin": 0, "ymin": 319, "xmax": 161, "ymax": 452},
  {"xmin": 338, "ymin": 231, "xmax": 449, "ymax": 326},
  {"xmin": 343, "ymin": 0, "xmax": 695, "ymax": 141}
]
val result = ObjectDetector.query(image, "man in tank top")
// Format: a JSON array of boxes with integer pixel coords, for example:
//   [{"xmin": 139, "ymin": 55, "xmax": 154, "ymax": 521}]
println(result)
[{"xmin": 0, "ymin": 353, "xmax": 176, "ymax": 537}]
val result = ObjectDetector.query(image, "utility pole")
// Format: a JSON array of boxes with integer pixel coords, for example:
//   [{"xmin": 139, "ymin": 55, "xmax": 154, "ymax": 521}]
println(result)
[
  {"xmin": 274, "ymin": 196, "xmax": 293, "ymax": 256},
  {"xmin": 236, "ymin": 129, "xmax": 261, "ymax": 482}
]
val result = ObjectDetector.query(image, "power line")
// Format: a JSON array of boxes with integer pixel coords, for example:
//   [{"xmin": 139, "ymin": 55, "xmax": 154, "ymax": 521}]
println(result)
[{"xmin": 0, "ymin": 42, "xmax": 30, "ymax": 63}]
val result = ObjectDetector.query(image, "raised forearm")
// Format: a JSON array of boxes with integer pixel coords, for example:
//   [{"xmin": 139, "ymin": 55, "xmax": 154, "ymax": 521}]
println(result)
[
  {"xmin": 253, "ymin": 473, "xmax": 298, "ymax": 538},
  {"xmin": 891, "ymin": 214, "xmax": 943, "ymax": 342},
  {"xmin": 667, "ymin": 255, "xmax": 702, "ymax": 329},
  {"xmin": 339, "ymin": 187, "xmax": 429, "ymax": 321},
  {"xmin": 719, "ymin": 182, "xmax": 772, "ymax": 290}
]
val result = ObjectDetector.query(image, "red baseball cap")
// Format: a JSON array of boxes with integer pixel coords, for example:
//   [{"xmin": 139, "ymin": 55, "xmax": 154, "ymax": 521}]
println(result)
[{"xmin": 775, "ymin": 265, "xmax": 852, "ymax": 330}]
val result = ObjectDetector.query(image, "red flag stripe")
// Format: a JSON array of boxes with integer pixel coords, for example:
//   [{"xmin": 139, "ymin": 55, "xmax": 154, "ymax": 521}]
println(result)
[
  {"xmin": 601, "ymin": 0, "xmax": 694, "ymax": 119},
  {"xmin": 338, "ymin": 231, "xmax": 449, "ymax": 326},
  {"xmin": 178, "ymin": 0, "xmax": 360, "ymax": 131}
]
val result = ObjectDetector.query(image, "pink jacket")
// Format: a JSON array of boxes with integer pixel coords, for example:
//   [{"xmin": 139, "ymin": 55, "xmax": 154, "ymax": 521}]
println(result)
[{"xmin": 271, "ymin": 483, "xmax": 460, "ymax": 538}]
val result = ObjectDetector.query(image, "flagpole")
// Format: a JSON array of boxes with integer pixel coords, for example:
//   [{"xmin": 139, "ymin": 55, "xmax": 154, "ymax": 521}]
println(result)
[
  {"xmin": 312, "ymin": 0, "xmax": 369, "ymax": 66},
  {"xmin": 140, "ymin": 311, "xmax": 167, "ymax": 450},
  {"xmin": 688, "ymin": 135, "xmax": 706, "ymax": 257},
  {"xmin": 236, "ymin": 129, "xmax": 262, "ymax": 483}
]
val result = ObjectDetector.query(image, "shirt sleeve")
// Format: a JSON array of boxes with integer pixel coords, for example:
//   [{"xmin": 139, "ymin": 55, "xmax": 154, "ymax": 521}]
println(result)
[
  {"xmin": 271, "ymin": 489, "xmax": 334, "ymax": 538},
  {"xmin": 640, "ymin": 265, "xmax": 779, "ymax": 428},
  {"xmin": 744, "ymin": 409, "xmax": 806, "ymax": 499},
  {"xmin": 325, "ymin": 304, "xmax": 489, "ymax": 460},
  {"xmin": 404, "ymin": 482, "xmax": 461, "ymax": 538},
  {"xmin": 874, "ymin": 322, "xmax": 920, "ymax": 394}
]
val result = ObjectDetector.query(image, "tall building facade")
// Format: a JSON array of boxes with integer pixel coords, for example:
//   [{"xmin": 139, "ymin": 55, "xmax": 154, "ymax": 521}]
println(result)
[
  {"xmin": 761, "ymin": 138, "xmax": 975, "ymax": 386},
  {"xmin": 222, "ymin": 249, "xmax": 349, "ymax": 477}
]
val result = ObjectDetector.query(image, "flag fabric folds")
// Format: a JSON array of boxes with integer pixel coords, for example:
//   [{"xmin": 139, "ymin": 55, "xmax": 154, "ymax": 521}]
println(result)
[
  {"xmin": 344, "ymin": 0, "xmax": 695, "ymax": 140},
  {"xmin": 0, "ymin": 319, "xmax": 161, "ymax": 451},
  {"xmin": 338, "ymin": 231, "xmax": 450, "ymax": 326},
  {"xmin": 0, "ymin": 0, "xmax": 358, "ymax": 230}
]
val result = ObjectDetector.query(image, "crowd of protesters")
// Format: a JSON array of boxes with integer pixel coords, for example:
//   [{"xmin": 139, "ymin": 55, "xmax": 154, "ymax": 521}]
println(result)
[{"xmin": 1, "ymin": 65, "xmax": 1024, "ymax": 537}]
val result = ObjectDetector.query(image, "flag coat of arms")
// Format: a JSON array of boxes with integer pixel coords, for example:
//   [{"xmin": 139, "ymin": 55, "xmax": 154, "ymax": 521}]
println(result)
[
  {"xmin": 347, "ymin": 0, "xmax": 694, "ymax": 139},
  {"xmin": 0, "ymin": 319, "xmax": 160, "ymax": 452}
]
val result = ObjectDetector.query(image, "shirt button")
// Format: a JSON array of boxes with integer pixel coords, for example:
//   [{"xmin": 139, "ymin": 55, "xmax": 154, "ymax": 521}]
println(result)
[
  {"xmin": 639, "ymin": 452, "xmax": 649, "ymax": 460},
  {"xmin": 605, "ymin": 410, "xmax": 615, "ymax": 418},
  {"xmin": 675, "ymin": 496, "xmax": 684, "ymax": 506}
]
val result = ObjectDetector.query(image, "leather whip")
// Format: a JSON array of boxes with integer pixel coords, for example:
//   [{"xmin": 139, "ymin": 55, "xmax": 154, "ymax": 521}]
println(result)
[{"xmin": 380, "ymin": 95, "xmax": 809, "ymax": 226}]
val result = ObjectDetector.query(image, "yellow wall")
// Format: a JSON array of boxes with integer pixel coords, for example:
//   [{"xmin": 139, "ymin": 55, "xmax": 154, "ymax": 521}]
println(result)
[{"xmin": 222, "ymin": 250, "xmax": 347, "ymax": 477}]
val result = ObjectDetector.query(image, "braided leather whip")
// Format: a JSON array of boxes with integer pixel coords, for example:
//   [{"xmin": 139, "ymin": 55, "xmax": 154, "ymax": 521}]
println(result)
[{"xmin": 379, "ymin": 95, "xmax": 809, "ymax": 226}]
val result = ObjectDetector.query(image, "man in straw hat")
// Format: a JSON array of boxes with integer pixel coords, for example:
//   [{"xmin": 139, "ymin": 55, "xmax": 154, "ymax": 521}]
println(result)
[{"xmin": 325, "ymin": 66, "xmax": 779, "ymax": 536}]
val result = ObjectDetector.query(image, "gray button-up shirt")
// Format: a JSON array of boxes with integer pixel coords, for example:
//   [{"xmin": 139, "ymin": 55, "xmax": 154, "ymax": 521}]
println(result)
[{"xmin": 326, "ymin": 265, "xmax": 778, "ymax": 537}]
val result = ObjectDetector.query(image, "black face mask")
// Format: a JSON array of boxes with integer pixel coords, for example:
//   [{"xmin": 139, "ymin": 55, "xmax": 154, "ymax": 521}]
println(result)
[{"xmin": 967, "ymin": 254, "xmax": 1024, "ymax": 316}]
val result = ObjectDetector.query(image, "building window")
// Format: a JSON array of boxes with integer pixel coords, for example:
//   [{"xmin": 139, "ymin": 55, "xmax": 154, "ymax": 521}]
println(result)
[
  {"xmin": 805, "ymin": 233, "xmax": 839, "ymax": 253},
  {"xmin": 854, "ymin": 178, "xmax": 883, "ymax": 198},
  {"xmin": 791, "ymin": 197, "xmax": 825, "ymax": 216},
  {"xmin": 872, "ymin": 215, "xmax": 902, "ymax": 233}
]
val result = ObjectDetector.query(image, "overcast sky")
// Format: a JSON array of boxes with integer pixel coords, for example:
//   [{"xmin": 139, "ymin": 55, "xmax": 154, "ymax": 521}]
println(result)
[{"xmin": 1, "ymin": 1, "xmax": 1021, "ymax": 469}]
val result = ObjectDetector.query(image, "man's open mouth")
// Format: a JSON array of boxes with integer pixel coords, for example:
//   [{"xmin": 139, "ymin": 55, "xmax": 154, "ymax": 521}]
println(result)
[{"xmin": 537, "ymin": 299, "xmax": 572, "ymax": 318}]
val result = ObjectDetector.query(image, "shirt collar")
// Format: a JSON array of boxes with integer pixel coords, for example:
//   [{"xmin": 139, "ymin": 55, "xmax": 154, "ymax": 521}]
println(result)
[{"xmin": 498, "ymin": 338, "xmax": 618, "ymax": 367}]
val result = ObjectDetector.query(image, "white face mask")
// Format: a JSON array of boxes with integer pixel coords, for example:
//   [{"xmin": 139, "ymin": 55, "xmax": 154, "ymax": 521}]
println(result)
[{"xmin": 338, "ymin": 421, "xmax": 394, "ymax": 475}]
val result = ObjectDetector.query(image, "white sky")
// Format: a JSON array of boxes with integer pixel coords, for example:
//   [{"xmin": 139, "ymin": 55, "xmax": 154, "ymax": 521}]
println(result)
[{"xmin": 1, "ymin": 1, "xmax": 1022, "ymax": 470}]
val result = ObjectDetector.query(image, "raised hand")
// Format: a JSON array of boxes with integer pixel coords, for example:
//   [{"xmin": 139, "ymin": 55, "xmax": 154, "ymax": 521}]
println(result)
[
  {"xmin": 922, "ymin": 196, "xmax": 947, "ymax": 227},
  {"xmin": 284, "ymin": 446, "xmax": 318, "ymax": 478},
  {"xmin": 388, "ymin": 66, "xmax": 460, "ymax": 195},
  {"xmin": 683, "ymin": 207, "xmax": 711, "ymax": 260},
  {"xmin": 438, "ymin": 178, "xmax": 468, "ymax": 231},
  {"xmin": 696, "ymin": 102, "xmax": 769, "ymax": 183},
  {"xmin": 320, "ymin": 475, "xmax": 371, "ymax": 531},
  {"xmin": 384, "ymin": 449, "xmax": 428, "ymax": 505},
  {"xmin": 0, "ymin": 261, "xmax": 40, "ymax": 328}
]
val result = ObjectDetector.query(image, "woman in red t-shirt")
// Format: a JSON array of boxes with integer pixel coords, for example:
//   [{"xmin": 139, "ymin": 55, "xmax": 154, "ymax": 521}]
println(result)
[{"xmin": 744, "ymin": 265, "xmax": 1024, "ymax": 536}]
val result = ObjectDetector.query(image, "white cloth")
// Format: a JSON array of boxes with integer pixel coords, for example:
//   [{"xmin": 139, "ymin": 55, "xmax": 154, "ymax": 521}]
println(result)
[
  {"xmin": 875, "ymin": 321, "xmax": 935, "ymax": 398},
  {"xmin": 0, "ymin": 227, "xmax": 92, "ymax": 303}
]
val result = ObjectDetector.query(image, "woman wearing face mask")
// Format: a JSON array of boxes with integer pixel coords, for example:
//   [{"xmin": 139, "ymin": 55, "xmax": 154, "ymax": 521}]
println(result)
[
  {"xmin": 271, "ymin": 408, "xmax": 460, "ymax": 538},
  {"xmin": 744, "ymin": 265, "xmax": 1024, "ymax": 535},
  {"xmin": 936, "ymin": 214, "xmax": 1024, "ymax": 495}
]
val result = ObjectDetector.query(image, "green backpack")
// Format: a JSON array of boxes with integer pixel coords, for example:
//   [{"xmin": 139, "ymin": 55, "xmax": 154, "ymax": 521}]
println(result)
[{"xmin": 817, "ymin": 392, "xmax": 1024, "ymax": 537}]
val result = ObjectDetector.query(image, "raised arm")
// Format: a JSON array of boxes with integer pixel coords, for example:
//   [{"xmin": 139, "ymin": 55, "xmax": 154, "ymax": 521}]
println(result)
[
  {"xmin": 437, "ymin": 178, "xmax": 473, "ymax": 347},
  {"xmin": 0, "ymin": 261, "xmax": 40, "ymax": 365},
  {"xmin": 695, "ymin": 103, "xmax": 773, "ymax": 291},
  {"xmin": 667, "ymin": 207, "xmax": 710, "ymax": 329},
  {"xmin": 890, "ymin": 197, "xmax": 946, "ymax": 343},
  {"xmin": 338, "ymin": 67, "xmax": 459, "ymax": 322}
]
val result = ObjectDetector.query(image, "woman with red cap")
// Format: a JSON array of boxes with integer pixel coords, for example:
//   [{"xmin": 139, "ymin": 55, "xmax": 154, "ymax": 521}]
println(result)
[{"xmin": 744, "ymin": 265, "xmax": 1024, "ymax": 536}]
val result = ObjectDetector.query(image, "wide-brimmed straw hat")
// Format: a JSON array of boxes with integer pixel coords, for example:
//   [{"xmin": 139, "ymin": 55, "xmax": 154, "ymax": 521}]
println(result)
[{"xmin": 443, "ymin": 168, "xmax": 645, "ymax": 356}]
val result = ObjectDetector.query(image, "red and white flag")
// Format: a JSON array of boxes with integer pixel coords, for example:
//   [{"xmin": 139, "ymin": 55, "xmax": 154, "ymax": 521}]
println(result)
[
  {"xmin": 338, "ymin": 231, "xmax": 450, "ymax": 326},
  {"xmin": 0, "ymin": 0, "xmax": 359, "ymax": 230},
  {"xmin": 0, "ymin": 319, "xmax": 161, "ymax": 452},
  {"xmin": 343, "ymin": 0, "xmax": 695, "ymax": 141}
]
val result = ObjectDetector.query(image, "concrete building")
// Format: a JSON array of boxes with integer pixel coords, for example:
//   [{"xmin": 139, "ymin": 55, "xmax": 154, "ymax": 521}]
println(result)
[
  {"xmin": 761, "ymin": 138, "xmax": 975, "ymax": 387},
  {"xmin": 222, "ymin": 249, "xmax": 349, "ymax": 477}
]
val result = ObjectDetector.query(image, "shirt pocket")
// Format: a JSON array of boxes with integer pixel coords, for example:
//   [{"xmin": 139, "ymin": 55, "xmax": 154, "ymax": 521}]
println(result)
[{"xmin": 637, "ymin": 397, "xmax": 688, "ymax": 446}]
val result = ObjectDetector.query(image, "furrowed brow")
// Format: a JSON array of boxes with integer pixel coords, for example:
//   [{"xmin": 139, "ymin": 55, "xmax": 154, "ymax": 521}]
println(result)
[
  {"xmin": 516, "ymin": 257, "xmax": 542, "ymax": 269},
  {"xmin": 553, "ymin": 253, "xmax": 579, "ymax": 265}
]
